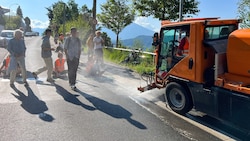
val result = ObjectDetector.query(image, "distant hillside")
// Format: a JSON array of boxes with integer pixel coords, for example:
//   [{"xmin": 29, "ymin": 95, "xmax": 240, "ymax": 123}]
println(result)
[
  {"xmin": 102, "ymin": 23, "xmax": 155, "ymax": 40},
  {"xmin": 120, "ymin": 35, "xmax": 153, "ymax": 50}
]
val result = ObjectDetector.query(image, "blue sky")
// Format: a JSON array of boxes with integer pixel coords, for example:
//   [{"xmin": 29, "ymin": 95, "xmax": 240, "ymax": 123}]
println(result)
[{"xmin": 1, "ymin": 0, "xmax": 240, "ymax": 31}]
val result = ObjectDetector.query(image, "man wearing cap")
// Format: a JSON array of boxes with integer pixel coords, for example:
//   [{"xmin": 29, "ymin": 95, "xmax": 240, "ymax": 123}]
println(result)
[{"xmin": 64, "ymin": 27, "xmax": 82, "ymax": 90}]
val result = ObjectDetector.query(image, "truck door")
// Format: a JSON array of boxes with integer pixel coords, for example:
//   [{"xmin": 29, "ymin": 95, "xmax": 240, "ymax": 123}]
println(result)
[
  {"xmin": 157, "ymin": 25, "xmax": 191, "ymax": 72},
  {"xmin": 158, "ymin": 29, "xmax": 176, "ymax": 72}
]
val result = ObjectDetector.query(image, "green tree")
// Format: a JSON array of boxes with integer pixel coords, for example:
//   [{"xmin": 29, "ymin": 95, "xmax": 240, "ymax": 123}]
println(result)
[
  {"xmin": 97, "ymin": 0, "xmax": 135, "ymax": 48},
  {"xmin": 80, "ymin": 4, "xmax": 92, "ymax": 22},
  {"xmin": 133, "ymin": 0, "xmax": 199, "ymax": 20},
  {"xmin": 12, "ymin": 6, "xmax": 23, "ymax": 29},
  {"xmin": 80, "ymin": 4, "xmax": 94, "ymax": 37},
  {"xmin": 46, "ymin": 0, "xmax": 80, "ymax": 35},
  {"xmin": 58, "ymin": 15, "xmax": 90, "ymax": 42},
  {"xmin": 237, "ymin": 0, "xmax": 250, "ymax": 28},
  {"xmin": 5, "ymin": 16, "xmax": 22, "ymax": 30},
  {"xmin": 51, "ymin": 2, "xmax": 68, "ymax": 25},
  {"xmin": 24, "ymin": 17, "xmax": 31, "ymax": 32},
  {"xmin": 16, "ymin": 6, "xmax": 23, "ymax": 19},
  {"xmin": 46, "ymin": 7, "xmax": 54, "ymax": 23},
  {"xmin": 45, "ymin": 0, "xmax": 113, "ymax": 47},
  {"xmin": 67, "ymin": 0, "xmax": 79, "ymax": 21},
  {"xmin": 52, "ymin": 0, "xmax": 79, "ymax": 24},
  {"xmin": 102, "ymin": 32, "xmax": 112, "ymax": 47}
]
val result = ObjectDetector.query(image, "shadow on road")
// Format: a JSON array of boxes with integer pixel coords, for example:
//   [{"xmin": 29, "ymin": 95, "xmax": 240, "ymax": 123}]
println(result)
[
  {"xmin": 54, "ymin": 83, "xmax": 96, "ymax": 111},
  {"xmin": 11, "ymin": 86, "xmax": 54, "ymax": 122},
  {"xmin": 76, "ymin": 89, "xmax": 147, "ymax": 130}
]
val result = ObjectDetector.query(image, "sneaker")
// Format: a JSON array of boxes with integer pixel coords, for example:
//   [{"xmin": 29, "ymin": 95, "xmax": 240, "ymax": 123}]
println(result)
[
  {"xmin": 71, "ymin": 85, "xmax": 77, "ymax": 91},
  {"xmin": 10, "ymin": 83, "xmax": 15, "ymax": 88},
  {"xmin": 24, "ymin": 81, "xmax": 29, "ymax": 87},
  {"xmin": 47, "ymin": 78, "xmax": 55, "ymax": 83},
  {"xmin": 32, "ymin": 72, "xmax": 38, "ymax": 79}
]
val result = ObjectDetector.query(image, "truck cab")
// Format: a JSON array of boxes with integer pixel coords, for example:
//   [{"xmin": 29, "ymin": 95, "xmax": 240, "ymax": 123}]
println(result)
[
  {"xmin": 140, "ymin": 18, "xmax": 250, "ymax": 132},
  {"xmin": 155, "ymin": 18, "xmax": 238, "ymax": 87}
]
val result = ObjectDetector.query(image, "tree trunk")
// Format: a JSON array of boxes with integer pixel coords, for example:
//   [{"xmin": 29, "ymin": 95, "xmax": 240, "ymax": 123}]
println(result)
[{"xmin": 116, "ymin": 34, "xmax": 119, "ymax": 48}]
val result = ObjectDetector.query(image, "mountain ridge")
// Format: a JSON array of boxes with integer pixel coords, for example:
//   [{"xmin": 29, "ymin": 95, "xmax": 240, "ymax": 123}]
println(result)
[
  {"xmin": 120, "ymin": 35, "xmax": 153, "ymax": 49},
  {"xmin": 102, "ymin": 23, "xmax": 155, "ymax": 40}
]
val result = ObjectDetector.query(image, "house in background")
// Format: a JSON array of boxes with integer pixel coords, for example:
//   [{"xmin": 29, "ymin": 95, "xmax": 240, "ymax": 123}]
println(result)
[{"xmin": 0, "ymin": 6, "xmax": 10, "ymax": 32}]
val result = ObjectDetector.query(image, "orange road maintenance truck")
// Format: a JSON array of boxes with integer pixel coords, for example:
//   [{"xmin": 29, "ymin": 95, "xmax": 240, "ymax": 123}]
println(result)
[{"xmin": 138, "ymin": 17, "xmax": 250, "ymax": 132}]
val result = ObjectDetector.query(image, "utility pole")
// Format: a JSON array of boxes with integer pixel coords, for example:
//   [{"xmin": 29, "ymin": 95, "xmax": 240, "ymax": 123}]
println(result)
[
  {"xmin": 179, "ymin": 0, "xmax": 183, "ymax": 21},
  {"xmin": 92, "ymin": 0, "xmax": 97, "ymax": 35}
]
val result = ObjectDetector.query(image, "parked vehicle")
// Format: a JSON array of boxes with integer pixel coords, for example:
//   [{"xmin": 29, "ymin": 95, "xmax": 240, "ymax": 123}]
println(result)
[
  {"xmin": 24, "ymin": 31, "xmax": 39, "ymax": 37},
  {"xmin": 0, "ymin": 30, "xmax": 15, "ymax": 48},
  {"xmin": 24, "ymin": 32, "xmax": 33, "ymax": 37},
  {"xmin": 138, "ymin": 17, "xmax": 250, "ymax": 133}
]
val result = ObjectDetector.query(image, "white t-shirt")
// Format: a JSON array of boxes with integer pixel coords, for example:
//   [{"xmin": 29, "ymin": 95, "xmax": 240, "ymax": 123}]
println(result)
[{"xmin": 93, "ymin": 36, "xmax": 103, "ymax": 49}]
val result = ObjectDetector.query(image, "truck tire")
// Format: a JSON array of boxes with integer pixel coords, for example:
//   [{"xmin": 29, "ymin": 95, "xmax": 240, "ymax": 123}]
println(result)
[{"xmin": 165, "ymin": 82, "xmax": 193, "ymax": 115}]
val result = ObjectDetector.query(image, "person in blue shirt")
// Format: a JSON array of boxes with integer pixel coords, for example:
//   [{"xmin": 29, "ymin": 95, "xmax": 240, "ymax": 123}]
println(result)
[{"xmin": 7, "ymin": 29, "xmax": 27, "ymax": 87}]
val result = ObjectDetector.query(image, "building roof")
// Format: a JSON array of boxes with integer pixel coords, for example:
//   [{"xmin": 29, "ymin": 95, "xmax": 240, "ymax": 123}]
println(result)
[{"xmin": 0, "ymin": 6, "xmax": 10, "ymax": 14}]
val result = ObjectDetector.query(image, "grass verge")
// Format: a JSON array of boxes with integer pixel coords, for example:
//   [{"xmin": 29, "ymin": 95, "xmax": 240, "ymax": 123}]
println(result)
[{"xmin": 103, "ymin": 48, "xmax": 155, "ymax": 74}]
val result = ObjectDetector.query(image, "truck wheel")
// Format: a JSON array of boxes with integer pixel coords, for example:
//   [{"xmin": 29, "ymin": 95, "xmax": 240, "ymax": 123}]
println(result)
[{"xmin": 165, "ymin": 82, "xmax": 193, "ymax": 115}]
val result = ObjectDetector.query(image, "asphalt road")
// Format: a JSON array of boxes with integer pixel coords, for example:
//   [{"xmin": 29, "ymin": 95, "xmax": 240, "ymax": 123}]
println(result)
[{"xmin": 0, "ymin": 36, "xmax": 239, "ymax": 141}]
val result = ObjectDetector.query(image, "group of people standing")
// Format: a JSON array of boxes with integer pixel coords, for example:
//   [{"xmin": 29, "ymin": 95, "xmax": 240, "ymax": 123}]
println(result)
[
  {"xmin": 32, "ymin": 27, "xmax": 82, "ymax": 90},
  {"xmin": 86, "ymin": 30, "xmax": 104, "ymax": 63},
  {"xmin": 5, "ymin": 27, "xmax": 104, "ymax": 91}
]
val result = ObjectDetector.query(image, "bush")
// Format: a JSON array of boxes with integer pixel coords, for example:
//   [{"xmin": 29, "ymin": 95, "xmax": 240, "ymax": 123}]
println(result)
[{"xmin": 103, "ymin": 48, "xmax": 155, "ymax": 74}]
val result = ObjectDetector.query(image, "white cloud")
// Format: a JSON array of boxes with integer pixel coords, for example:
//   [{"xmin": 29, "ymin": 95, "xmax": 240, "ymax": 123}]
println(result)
[
  {"xmin": 30, "ymin": 19, "xmax": 49, "ymax": 29},
  {"xmin": 134, "ymin": 16, "xmax": 161, "ymax": 32}
]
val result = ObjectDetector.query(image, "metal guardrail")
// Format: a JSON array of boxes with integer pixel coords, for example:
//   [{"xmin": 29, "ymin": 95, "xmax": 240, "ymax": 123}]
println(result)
[{"xmin": 104, "ymin": 46, "xmax": 156, "ymax": 56}]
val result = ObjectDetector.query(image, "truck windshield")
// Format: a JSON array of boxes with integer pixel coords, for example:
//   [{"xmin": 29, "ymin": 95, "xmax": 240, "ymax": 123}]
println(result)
[
  {"xmin": 157, "ymin": 25, "xmax": 190, "ymax": 71},
  {"xmin": 204, "ymin": 25, "xmax": 237, "ymax": 40}
]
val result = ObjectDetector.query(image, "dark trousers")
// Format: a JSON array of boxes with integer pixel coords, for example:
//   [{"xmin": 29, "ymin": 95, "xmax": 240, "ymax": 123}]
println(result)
[{"xmin": 67, "ymin": 57, "xmax": 79, "ymax": 85}]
